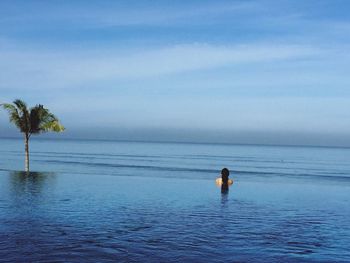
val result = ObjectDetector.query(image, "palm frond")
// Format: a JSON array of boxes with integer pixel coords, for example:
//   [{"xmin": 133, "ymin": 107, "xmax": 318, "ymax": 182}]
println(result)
[
  {"xmin": 41, "ymin": 120, "xmax": 65, "ymax": 132},
  {"xmin": 12, "ymin": 99, "xmax": 30, "ymax": 133},
  {"xmin": 1, "ymin": 103, "xmax": 24, "ymax": 131},
  {"xmin": 30, "ymin": 104, "xmax": 65, "ymax": 134},
  {"xmin": 29, "ymin": 105, "xmax": 43, "ymax": 133},
  {"xmin": 13, "ymin": 99, "xmax": 28, "ymax": 112},
  {"xmin": 2, "ymin": 100, "xmax": 64, "ymax": 135}
]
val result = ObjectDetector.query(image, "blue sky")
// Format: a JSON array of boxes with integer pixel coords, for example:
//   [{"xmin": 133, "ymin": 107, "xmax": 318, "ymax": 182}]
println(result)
[{"xmin": 1, "ymin": 0, "xmax": 350, "ymax": 146}]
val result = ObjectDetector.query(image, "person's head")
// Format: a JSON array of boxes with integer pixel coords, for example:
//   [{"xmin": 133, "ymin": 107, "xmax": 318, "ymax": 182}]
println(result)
[{"xmin": 221, "ymin": 168, "xmax": 230, "ymax": 184}]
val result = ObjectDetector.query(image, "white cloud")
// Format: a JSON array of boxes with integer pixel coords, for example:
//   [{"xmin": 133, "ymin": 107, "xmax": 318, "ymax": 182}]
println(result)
[{"xmin": 0, "ymin": 43, "xmax": 318, "ymax": 90}]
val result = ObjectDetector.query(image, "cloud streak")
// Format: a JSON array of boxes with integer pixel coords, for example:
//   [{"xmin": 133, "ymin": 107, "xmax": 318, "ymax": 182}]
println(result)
[{"xmin": 0, "ymin": 43, "xmax": 319, "ymax": 90}]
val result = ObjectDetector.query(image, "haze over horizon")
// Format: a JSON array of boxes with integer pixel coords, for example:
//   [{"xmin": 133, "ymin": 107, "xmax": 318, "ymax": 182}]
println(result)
[{"xmin": 1, "ymin": 0, "xmax": 350, "ymax": 147}]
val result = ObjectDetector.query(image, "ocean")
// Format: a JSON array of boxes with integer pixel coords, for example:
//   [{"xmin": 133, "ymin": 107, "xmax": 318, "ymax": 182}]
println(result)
[{"xmin": 0, "ymin": 137, "xmax": 349, "ymax": 262}]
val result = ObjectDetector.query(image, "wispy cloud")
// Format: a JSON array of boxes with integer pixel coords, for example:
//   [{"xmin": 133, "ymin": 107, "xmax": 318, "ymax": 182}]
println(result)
[{"xmin": 0, "ymin": 43, "xmax": 319, "ymax": 90}]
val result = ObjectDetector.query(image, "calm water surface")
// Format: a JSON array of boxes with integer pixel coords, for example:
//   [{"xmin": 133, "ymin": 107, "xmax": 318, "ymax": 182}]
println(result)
[{"xmin": 0, "ymin": 138, "xmax": 350, "ymax": 262}]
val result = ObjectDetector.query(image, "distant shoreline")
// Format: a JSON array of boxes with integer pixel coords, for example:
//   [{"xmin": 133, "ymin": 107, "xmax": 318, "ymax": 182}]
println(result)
[{"xmin": 1, "ymin": 136, "xmax": 349, "ymax": 150}]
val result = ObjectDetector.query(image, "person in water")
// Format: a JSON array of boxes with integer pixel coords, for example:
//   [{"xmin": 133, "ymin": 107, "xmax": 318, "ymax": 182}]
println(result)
[{"xmin": 216, "ymin": 168, "xmax": 233, "ymax": 192}]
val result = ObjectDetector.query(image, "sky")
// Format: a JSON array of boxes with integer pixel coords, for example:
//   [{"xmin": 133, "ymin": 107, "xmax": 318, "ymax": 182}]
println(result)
[{"xmin": 0, "ymin": 0, "xmax": 350, "ymax": 146}]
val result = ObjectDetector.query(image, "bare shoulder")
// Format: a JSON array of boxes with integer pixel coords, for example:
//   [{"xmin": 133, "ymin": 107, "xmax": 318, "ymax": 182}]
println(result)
[
  {"xmin": 215, "ymin": 178, "xmax": 222, "ymax": 185},
  {"xmin": 216, "ymin": 178, "xmax": 234, "ymax": 186},
  {"xmin": 215, "ymin": 178, "xmax": 233, "ymax": 186}
]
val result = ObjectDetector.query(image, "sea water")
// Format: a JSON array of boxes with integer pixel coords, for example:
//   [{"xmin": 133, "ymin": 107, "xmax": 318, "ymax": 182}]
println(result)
[{"xmin": 0, "ymin": 138, "xmax": 349, "ymax": 262}]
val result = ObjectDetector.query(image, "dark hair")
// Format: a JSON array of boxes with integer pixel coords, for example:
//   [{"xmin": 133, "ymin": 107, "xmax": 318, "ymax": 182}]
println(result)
[
  {"xmin": 221, "ymin": 168, "xmax": 229, "ymax": 193},
  {"xmin": 221, "ymin": 168, "xmax": 230, "ymax": 184}
]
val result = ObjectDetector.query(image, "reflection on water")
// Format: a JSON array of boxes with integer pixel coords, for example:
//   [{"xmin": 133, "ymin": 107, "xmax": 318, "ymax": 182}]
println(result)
[
  {"xmin": 9, "ymin": 171, "xmax": 55, "ymax": 197},
  {"xmin": 220, "ymin": 191, "xmax": 229, "ymax": 206},
  {"xmin": 10, "ymin": 171, "xmax": 53, "ymax": 189}
]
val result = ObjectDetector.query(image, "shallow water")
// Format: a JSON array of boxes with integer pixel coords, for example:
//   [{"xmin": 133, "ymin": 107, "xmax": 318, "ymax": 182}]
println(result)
[{"xmin": 0, "ymin": 138, "xmax": 350, "ymax": 262}]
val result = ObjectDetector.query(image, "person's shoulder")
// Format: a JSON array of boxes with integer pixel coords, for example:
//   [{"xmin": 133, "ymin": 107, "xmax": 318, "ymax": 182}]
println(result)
[
  {"xmin": 228, "ymin": 179, "xmax": 234, "ymax": 185},
  {"xmin": 216, "ymin": 178, "xmax": 222, "ymax": 185}
]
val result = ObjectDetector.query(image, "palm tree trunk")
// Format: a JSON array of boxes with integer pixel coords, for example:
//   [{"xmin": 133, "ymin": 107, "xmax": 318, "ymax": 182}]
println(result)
[{"xmin": 24, "ymin": 134, "xmax": 29, "ymax": 173}]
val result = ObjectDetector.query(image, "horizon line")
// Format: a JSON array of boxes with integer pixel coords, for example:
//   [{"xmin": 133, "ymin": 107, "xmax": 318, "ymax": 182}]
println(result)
[{"xmin": 1, "ymin": 135, "xmax": 349, "ymax": 150}]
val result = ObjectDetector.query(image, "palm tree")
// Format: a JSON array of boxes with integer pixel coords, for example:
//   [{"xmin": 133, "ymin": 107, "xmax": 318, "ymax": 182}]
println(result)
[{"xmin": 1, "ymin": 99, "xmax": 65, "ymax": 172}]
